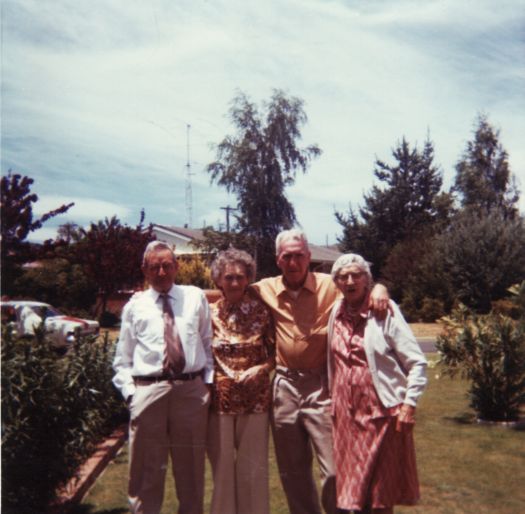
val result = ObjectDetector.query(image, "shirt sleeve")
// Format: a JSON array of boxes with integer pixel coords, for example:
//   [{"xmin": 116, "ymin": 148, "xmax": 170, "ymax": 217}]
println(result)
[
  {"xmin": 112, "ymin": 301, "xmax": 137, "ymax": 401},
  {"xmin": 384, "ymin": 301, "xmax": 428, "ymax": 406},
  {"xmin": 198, "ymin": 290, "xmax": 214, "ymax": 384}
]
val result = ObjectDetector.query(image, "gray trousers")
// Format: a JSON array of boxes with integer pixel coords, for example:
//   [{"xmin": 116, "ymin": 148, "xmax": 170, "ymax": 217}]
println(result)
[{"xmin": 271, "ymin": 366, "xmax": 337, "ymax": 514}]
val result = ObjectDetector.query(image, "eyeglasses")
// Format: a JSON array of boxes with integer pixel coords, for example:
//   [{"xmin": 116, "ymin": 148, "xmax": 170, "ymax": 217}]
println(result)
[
  {"xmin": 146, "ymin": 263, "xmax": 176, "ymax": 273},
  {"xmin": 279, "ymin": 252, "xmax": 307, "ymax": 261},
  {"xmin": 335, "ymin": 271, "xmax": 366, "ymax": 282}
]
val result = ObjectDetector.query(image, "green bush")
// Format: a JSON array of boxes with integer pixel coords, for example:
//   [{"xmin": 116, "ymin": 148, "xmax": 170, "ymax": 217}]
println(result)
[
  {"xmin": 400, "ymin": 294, "xmax": 446, "ymax": 322},
  {"xmin": 1, "ymin": 328, "xmax": 127, "ymax": 513},
  {"xmin": 176, "ymin": 255, "xmax": 214, "ymax": 289},
  {"xmin": 13, "ymin": 258, "xmax": 97, "ymax": 315},
  {"xmin": 436, "ymin": 283, "xmax": 525, "ymax": 422}
]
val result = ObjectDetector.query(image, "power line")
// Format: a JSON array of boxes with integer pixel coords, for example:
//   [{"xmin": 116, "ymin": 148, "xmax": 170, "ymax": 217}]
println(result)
[
  {"xmin": 185, "ymin": 124, "xmax": 194, "ymax": 228},
  {"xmin": 220, "ymin": 205, "xmax": 237, "ymax": 232}
]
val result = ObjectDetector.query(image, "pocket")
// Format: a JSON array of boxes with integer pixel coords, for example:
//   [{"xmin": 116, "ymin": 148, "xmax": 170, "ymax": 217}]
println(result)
[{"xmin": 272, "ymin": 374, "xmax": 282, "ymax": 408}]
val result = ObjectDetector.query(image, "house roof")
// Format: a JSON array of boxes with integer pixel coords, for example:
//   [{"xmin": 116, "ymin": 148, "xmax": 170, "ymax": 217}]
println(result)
[
  {"xmin": 151, "ymin": 225, "xmax": 342, "ymax": 264},
  {"xmin": 152, "ymin": 224, "xmax": 206, "ymax": 242},
  {"xmin": 309, "ymin": 244, "xmax": 342, "ymax": 263}
]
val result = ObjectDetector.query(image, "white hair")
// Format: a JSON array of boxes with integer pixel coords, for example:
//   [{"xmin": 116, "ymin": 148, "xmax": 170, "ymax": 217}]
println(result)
[
  {"xmin": 275, "ymin": 228, "xmax": 309, "ymax": 256},
  {"xmin": 142, "ymin": 240, "xmax": 177, "ymax": 267},
  {"xmin": 331, "ymin": 253, "xmax": 373, "ymax": 286}
]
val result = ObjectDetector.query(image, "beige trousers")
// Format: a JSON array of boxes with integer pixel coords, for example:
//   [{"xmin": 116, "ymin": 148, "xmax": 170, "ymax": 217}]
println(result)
[
  {"xmin": 128, "ymin": 378, "xmax": 210, "ymax": 514},
  {"xmin": 271, "ymin": 367, "xmax": 337, "ymax": 514},
  {"xmin": 207, "ymin": 412, "xmax": 270, "ymax": 514}
]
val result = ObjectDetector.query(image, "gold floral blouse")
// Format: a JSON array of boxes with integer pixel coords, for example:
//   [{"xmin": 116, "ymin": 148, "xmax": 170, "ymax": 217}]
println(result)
[{"xmin": 210, "ymin": 291, "xmax": 275, "ymax": 414}]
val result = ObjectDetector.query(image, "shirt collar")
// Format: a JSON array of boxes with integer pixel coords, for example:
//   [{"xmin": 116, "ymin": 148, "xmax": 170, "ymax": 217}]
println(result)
[
  {"xmin": 276, "ymin": 271, "xmax": 316, "ymax": 297},
  {"xmin": 336, "ymin": 295, "xmax": 370, "ymax": 321},
  {"xmin": 151, "ymin": 284, "xmax": 177, "ymax": 302}
]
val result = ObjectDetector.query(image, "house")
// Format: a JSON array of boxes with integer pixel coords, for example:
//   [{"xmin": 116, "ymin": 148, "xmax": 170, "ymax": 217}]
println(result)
[
  {"xmin": 151, "ymin": 224, "xmax": 342, "ymax": 271},
  {"xmin": 151, "ymin": 224, "xmax": 205, "ymax": 255}
]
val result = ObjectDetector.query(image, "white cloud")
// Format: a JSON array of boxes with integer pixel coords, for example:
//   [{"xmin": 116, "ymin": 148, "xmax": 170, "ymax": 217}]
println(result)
[
  {"xmin": 33, "ymin": 195, "xmax": 131, "ymax": 221},
  {"xmin": 26, "ymin": 226, "xmax": 62, "ymax": 243},
  {"xmin": 2, "ymin": 0, "xmax": 524, "ymax": 245}
]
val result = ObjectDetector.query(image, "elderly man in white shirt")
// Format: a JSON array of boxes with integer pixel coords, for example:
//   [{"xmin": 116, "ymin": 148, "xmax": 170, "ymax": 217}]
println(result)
[{"xmin": 113, "ymin": 241, "xmax": 213, "ymax": 514}]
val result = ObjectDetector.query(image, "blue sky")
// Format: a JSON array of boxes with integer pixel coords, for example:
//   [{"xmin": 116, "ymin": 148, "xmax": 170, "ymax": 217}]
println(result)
[{"xmin": 2, "ymin": 0, "xmax": 524, "ymax": 245}]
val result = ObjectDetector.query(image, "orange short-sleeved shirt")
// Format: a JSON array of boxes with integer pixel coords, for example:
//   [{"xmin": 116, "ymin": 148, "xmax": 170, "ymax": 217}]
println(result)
[{"xmin": 251, "ymin": 272, "xmax": 340, "ymax": 370}]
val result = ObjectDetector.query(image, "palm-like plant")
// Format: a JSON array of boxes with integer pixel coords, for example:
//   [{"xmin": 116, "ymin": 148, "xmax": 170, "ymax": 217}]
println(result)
[{"xmin": 436, "ymin": 282, "xmax": 525, "ymax": 422}]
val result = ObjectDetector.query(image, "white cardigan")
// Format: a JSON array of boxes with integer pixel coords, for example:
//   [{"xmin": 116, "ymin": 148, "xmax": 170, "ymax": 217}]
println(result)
[{"xmin": 327, "ymin": 299, "xmax": 427, "ymax": 408}]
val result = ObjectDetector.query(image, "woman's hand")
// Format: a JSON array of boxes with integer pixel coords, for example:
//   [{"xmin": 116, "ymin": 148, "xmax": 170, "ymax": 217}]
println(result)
[
  {"xmin": 238, "ymin": 365, "xmax": 264, "ymax": 384},
  {"xmin": 396, "ymin": 404, "xmax": 416, "ymax": 433}
]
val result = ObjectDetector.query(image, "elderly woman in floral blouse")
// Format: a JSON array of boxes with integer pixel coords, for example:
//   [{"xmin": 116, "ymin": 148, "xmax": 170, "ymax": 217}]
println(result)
[{"xmin": 207, "ymin": 248, "xmax": 275, "ymax": 514}]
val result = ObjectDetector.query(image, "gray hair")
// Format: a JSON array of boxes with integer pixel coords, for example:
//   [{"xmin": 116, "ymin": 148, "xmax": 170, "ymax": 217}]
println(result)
[
  {"xmin": 142, "ymin": 240, "xmax": 177, "ymax": 267},
  {"xmin": 331, "ymin": 253, "xmax": 373, "ymax": 287},
  {"xmin": 275, "ymin": 228, "xmax": 309, "ymax": 256},
  {"xmin": 210, "ymin": 248, "xmax": 256, "ymax": 284}
]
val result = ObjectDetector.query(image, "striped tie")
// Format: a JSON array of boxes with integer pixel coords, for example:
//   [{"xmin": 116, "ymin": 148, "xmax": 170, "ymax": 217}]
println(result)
[{"xmin": 160, "ymin": 293, "xmax": 186, "ymax": 376}]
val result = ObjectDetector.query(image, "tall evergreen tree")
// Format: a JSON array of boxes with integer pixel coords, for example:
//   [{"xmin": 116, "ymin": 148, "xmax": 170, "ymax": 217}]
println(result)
[
  {"xmin": 336, "ymin": 137, "xmax": 451, "ymax": 276},
  {"xmin": 454, "ymin": 114, "xmax": 519, "ymax": 218},
  {"xmin": 207, "ymin": 89, "xmax": 321, "ymax": 276}
]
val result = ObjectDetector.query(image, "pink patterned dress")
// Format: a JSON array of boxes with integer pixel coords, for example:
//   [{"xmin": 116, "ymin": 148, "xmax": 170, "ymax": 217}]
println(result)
[{"xmin": 331, "ymin": 302, "xmax": 420, "ymax": 511}]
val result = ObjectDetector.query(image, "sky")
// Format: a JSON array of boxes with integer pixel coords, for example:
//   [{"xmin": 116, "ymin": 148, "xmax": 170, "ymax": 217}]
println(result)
[{"xmin": 2, "ymin": 0, "xmax": 524, "ymax": 246}]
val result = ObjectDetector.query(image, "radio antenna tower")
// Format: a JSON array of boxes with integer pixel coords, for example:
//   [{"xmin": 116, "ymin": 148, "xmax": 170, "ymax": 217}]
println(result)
[{"xmin": 185, "ymin": 124, "xmax": 193, "ymax": 228}]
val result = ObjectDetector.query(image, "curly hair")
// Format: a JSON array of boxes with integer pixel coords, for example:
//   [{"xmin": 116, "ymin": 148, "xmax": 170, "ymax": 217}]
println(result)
[{"xmin": 210, "ymin": 248, "xmax": 256, "ymax": 284}]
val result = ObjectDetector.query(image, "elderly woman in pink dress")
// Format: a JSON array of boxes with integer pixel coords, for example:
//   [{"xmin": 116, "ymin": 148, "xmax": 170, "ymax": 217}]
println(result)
[
  {"xmin": 207, "ymin": 248, "xmax": 275, "ymax": 514},
  {"xmin": 327, "ymin": 253, "xmax": 427, "ymax": 514}
]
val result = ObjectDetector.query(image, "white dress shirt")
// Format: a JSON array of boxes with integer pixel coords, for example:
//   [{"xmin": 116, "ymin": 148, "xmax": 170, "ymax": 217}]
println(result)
[{"xmin": 112, "ymin": 284, "xmax": 214, "ymax": 401}]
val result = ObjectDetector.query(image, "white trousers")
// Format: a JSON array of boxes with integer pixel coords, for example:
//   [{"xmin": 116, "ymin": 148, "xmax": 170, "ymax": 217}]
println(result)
[{"xmin": 207, "ymin": 412, "xmax": 270, "ymax": 514}]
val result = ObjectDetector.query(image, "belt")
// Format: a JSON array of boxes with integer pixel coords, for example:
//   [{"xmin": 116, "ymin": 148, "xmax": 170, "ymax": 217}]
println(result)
[
  {"xmin": 133, "ymin": 370, "xmax": 203, "ymax": 385},
  {"xmin": 276, "ymin": 365, "xmax": 326, "ymax": 379}
]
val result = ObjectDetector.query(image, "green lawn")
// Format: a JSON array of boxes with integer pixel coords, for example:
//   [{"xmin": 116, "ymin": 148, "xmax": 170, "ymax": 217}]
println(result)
[{"xmin": 74, "ymin": 357, "xmax": 525, "ymax": 514}]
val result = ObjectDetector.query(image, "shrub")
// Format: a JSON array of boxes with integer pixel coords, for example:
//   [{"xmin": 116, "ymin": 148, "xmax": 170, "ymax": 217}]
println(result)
[
  {"xmin": 176, "ymin": 255, "xmax": 214, "ymax": 289},
  {"xmin": 1, "ymin": 328, "xmax": 127, "ymax": 513},
  {"xmin": 400, "ymin": 294, "xmax": 445, "ymax": 323},
  {"xmin": 13, "ymin": 258, "xmax": 97, "ymax": 314},
  {"xmin": 436, "ymin": 283, "xmax": 525, "ymax": 422},
  {"xmin": 418, "ymin": 297, "xmax": 446, "ymax": 323}
]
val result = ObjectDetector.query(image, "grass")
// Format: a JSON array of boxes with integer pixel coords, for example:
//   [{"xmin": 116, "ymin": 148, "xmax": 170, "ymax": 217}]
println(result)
[{"xmin": 72, "ymin": 355, "xmax": 524, "ymax": 514}]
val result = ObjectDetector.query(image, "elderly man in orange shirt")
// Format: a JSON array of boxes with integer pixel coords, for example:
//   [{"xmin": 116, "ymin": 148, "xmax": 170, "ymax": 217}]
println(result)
[{"xmin": 251, "ymin": 228, "xmax": 389, "ymax": 514}]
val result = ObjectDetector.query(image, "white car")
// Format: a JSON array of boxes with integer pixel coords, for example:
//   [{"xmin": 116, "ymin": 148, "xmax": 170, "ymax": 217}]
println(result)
[{"xmin": 1, "ymin": 300, "xmax": 100, "ymax": 348}]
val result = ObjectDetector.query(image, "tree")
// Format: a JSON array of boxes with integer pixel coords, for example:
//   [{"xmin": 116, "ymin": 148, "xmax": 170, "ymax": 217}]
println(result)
[
  {"xmin": 454, "ymin": 114, "xmax": 520, "ymax": 218},
  {"xmin": 414, "ymin": 209, "xmax": 525, "ymax": 313},
  {"xmin": 336, "ymin": 137, "xmax": 452, "ymax": 277},
  {"xmin": 207, "ymin": 89, "xmax": 321, "ymax": 276},
  {"xmin": 74, "ymin": 212, "xmax": 155, "ymax": 316},
  {"xmin": 191, "ymin": 226, "xmax": 256, "ymax": 257},
  {"xmin": 1, "ymin": 171, "xmax": 73, "ymax": 294},
  {"xmin": 56, "ymin": 222, "xmax": 81, "ymax": 244},
  {"xmin": 14, "ymin": 258, "xmax": 97, "ymax": 315}
]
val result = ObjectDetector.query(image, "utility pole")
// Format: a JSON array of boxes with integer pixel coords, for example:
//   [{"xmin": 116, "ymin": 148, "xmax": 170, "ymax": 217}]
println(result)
[
  {"xmin": 220, "ymin": 205, "xmax": 237, "ymax": 232},
  {"xmin": 185, "ymin": 124, "xmax": 193, "ymax": 228}
]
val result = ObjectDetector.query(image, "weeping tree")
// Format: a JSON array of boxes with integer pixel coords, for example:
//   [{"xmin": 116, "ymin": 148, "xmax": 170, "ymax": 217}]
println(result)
[{"xmin": 206, "ymin": 89, "xmax": 321, "ymax": 277}]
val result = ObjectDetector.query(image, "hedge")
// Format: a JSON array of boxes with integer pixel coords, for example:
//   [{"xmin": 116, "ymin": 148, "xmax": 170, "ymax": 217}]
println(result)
[{"xmin": 1, "ymin": 328, "xmax": 127, "ymax": 513}]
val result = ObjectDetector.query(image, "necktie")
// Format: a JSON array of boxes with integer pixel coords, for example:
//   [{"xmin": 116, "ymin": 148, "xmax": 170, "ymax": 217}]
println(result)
[{"xmin": 160, "ymin": 294, "xmax": 186, "ymax": 376}]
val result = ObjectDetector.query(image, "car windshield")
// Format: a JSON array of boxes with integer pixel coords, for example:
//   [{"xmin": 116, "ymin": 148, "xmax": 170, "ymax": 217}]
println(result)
[{"xmin": 43, "ymin": 306, "xmax": 63, "ymax": 317}]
